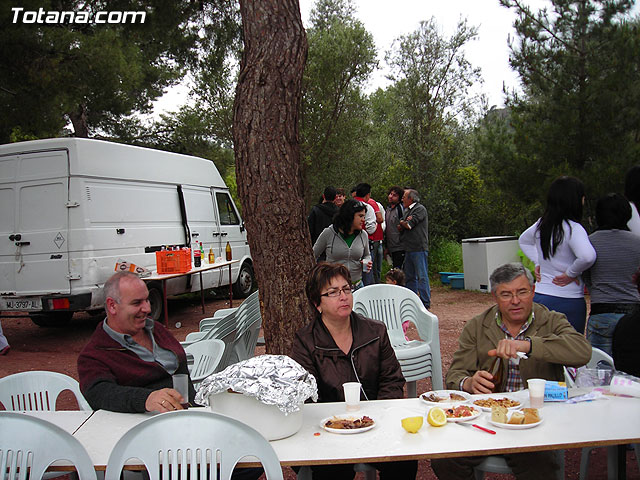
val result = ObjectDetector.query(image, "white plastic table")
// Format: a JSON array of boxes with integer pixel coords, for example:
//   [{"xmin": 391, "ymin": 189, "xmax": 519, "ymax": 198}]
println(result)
[{"xmin": 70, "ymin": 392, "xmax": 640, "ymax": 471}]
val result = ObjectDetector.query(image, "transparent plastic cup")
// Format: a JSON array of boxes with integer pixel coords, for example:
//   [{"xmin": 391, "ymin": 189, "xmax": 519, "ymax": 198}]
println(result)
[
  {"xmin": 527, "ymin": 378, "xmax": 546, "ymax": 408},
  {"xmin": 172, "ymin": 374, "xmax": 190, "ymax": 409},
  {"xmin": 343, "ymin": 382, "xmax": 362, "ymax": 412}
]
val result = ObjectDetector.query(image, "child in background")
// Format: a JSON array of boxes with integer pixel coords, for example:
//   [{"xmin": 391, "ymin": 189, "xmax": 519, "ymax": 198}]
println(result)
[{"xmin": 385, "ymin": 269, "xmax": 411, "ymax": 339}]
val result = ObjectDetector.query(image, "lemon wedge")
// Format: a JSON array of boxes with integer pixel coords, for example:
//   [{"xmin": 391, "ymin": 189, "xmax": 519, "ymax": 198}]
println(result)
[
  {"xmin": 401, "ymin": 416, "xmax": 424, "ymax": 433},
  {"xmin": 427, "ymin": 407, "xmax": 447, "ymax": 427}
]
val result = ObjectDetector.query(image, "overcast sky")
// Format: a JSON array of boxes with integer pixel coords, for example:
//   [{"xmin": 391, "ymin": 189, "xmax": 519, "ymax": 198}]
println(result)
[{"xmin": 297, "ymin": 0, "xmax": 552, "ymax": 109}]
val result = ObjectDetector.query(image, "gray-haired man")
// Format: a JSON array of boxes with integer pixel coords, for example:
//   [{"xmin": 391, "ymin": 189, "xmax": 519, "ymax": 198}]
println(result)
[{"xmin": 431, "ymin": 262, "xmax": 591, "ymax": 480}]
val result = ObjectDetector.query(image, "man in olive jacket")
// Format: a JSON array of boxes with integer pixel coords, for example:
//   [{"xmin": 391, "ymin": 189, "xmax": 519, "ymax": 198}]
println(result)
[{"xmin": 432, "ymin": 262, "xmax": 591, "ymax": 480}]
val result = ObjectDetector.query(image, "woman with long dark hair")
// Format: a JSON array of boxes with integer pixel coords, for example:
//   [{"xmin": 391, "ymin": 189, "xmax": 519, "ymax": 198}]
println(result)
[
  {"xmin": 519, "ymin": 176, "xmax": 597, "ymax": 333},
  {"xmin": 312, "ymin": 199, "xmax": 372, "ymax": 288}
]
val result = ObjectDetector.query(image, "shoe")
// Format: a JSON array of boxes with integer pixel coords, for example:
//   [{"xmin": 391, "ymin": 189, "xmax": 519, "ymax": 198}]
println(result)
[{"xmin": 0, "ymin": 346, "xmax": 10, "ymax": 355}]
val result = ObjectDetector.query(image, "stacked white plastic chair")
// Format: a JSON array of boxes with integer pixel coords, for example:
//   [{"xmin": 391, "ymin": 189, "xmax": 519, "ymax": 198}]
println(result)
[
  {"xmin": 352, "ymin": 284, "xmax": 443, "ymax": 397},
  {"xmin": 184, "ymin": 339, "xmax": 226, "ymax": 388},
  {"xmin": 104, "ymin": 410, "xmax": 283, "ymax": 480}
]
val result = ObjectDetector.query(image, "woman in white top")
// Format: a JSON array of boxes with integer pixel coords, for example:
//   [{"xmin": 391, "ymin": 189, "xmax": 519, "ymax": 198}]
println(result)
[
  {"xmin": 624, "ymin": 165, "xmax": 640, "ymax": 234},
  {"xmin": 519, "ymin": 176, "xmax": 597, "ymax": 333}
]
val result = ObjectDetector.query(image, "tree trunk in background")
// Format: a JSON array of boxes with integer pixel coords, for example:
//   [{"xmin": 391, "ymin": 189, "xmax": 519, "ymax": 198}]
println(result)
[
  {"xmin": 69, "ymin": 104, "xmax": 89, "ymax": 138},
  {"xmin": 233, "ymin": 0, "xmax": 314, "ymax": 354}
]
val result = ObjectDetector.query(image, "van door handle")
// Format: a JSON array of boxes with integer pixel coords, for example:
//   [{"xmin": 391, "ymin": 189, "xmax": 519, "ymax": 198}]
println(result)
[
  {"xmin": 15, "ymin": 241, "xmax": 30, "ymax": 246},
  {"xmin": 212, "ymin": 232, "xmax": 220, "ymax": 237},
  {"xmin": 220, "ymin": 232, "xmax": 228, "ymax": 237},
  {"xmin": 9, "ymin": 234, "xmax": 21, "ymax": 241},
  {"xmin": 191, "ymin": 232, "xmax": 199, "ymax": 237}
]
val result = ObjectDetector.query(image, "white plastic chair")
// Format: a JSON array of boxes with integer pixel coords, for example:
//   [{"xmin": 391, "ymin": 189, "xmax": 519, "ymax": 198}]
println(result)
[
  {"xmin": 104, "ymin": 410, "xmax": 284, "ymax": 480},
  {"xmin": 184, "ymin": 339, "xmax": 225, "ymax": 386},
  {"xmin": 0, "ymin": 370, "xmax": 91, "ymax": 411},
  {"xmin": 229, "ymin": 291, "xmax": 262, "ymax": 364},
  {"xmin": 579, "ymin": 347, "xmax": 618, "ymax": 480},
  {"xmin": 352, "ymin": 284, "xmax": 444, "ymax": 396},
  {"xmin": 0, "ymin": 411, "xmax": 97, "ymax": 480}
]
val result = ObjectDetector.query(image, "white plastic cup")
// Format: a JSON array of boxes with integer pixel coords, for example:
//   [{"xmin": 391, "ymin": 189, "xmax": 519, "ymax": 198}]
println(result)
[
  {"xmin": 527, "ymin": 378, "xmax": 546, "ymax": 408},
  {"xmin": 343, "ymin": 382, "xmax": 362, "ymax": 411},
  {"xmin": 172, "ymin": 374, "xmax": 190, "ymax": 408},
  {"xmin": 361, "ymin": 259, "xmax": 372, "ymax": 273}
]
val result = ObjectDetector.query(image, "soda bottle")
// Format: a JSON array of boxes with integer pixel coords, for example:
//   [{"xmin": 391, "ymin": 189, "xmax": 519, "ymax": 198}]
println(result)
[
  {"xmin": 193, "ymin": 245, "xmax": 201, "ymax": 268},
  {"xmin": 199, "ymin": 241, "xmax": 205, "ymax": 263},
  {"xmin": 208, "ymin": 247, "xmax": 215, "ymax": 264},
  {"xmin": 225, "ymin": 241, "xmax": 232, "ymax": 261},
  {"xmin": 488, "ymin": 356, "xmax": 503, "ymax": 392}
]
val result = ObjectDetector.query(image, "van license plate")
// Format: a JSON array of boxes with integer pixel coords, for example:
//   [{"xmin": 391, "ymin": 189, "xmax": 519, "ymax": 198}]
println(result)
[{"xmin": 0, "ymin": 298, "xmax": 42, "ymax": 311}]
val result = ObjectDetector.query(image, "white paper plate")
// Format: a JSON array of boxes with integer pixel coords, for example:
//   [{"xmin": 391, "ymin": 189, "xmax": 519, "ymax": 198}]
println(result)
[
  {"xmin": 444, "ymin": 406, "xmax": 481, "ymax": 423},
  {"xmin": 488, "ymin": 411, "xmax": 543, "ymax": 429},
  {"xmin": 321, "ymin": 414, "xmax": 376, "ymax": 434},
  {"xmin": 420, "ymin": 390, "xmax": 472, "ymax": 406},
  {"xmin": 471, "ymin": 394, "xmax": 523, "ymax": 412}
]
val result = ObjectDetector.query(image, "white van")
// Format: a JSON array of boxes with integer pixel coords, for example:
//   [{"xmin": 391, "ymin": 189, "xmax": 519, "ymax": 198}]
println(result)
[{"xmin": 0, "ymin": 138, "xmax": 254, "ymax": 326}]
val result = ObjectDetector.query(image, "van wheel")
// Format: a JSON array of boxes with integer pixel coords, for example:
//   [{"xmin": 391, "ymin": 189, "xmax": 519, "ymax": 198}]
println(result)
[
  {"xmin": 30, "ymin": 311, "xmax": 74, "ymax": 328},
  {"xmin": 147, "ymin": 285, "xmax": 164, "ymax": 322},
  {"xmin": 233, "ymin": 262, "xmax": 254, "ymax": 298}
]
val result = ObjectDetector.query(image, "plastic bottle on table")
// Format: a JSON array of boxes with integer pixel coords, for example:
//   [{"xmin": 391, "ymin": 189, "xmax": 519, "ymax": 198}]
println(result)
[
  {"xmin": 193, "ymin": 245, "xmax": 201, "ymax": 267},
  {"xmin": 225, "ymin": 241, "xmax": 232, "ymax": 261},
  {"xmin": 208, "ymin": 247, "xmax": 215, "ymax": 264}
]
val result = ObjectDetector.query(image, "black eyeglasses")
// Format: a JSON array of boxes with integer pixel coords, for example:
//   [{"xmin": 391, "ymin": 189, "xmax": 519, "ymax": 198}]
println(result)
[{"xmin": 320, "ymin": 286, "xmax": 353, "ymax": 298}]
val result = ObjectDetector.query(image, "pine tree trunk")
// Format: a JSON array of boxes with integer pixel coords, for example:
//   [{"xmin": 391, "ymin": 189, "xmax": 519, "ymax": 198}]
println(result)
[{"xmin": 233, "ymin": 0, "xmax": 314, "ymax": 354}]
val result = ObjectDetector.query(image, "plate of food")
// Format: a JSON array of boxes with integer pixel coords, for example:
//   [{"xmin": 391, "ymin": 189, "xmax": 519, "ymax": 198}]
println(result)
[
  {"xmin": 321, "ymin": 414, "xmax": 376, "ymax": 434},
  {"xmin": 444, "ymin": 405, "xmax": 481, "ymax": 422},
  {"xmin": 488, "ymin": 407, "xmax": 543, "ymax": 429},
  {"xmin": 420, "ymin": 390, "xmax": 471, "ymax": 406},
  {"xmin": 472, "ymin": 394, "xmax": 522, "ymax": 412}
]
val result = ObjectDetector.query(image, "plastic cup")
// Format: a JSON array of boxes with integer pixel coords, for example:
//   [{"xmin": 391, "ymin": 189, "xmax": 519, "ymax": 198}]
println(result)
[
  {"xmin": 343, "ymin": 382, "xmax": 362, "ymax": 412},
  {"xmin": 527, "ymin": 378, "xmax": 546, "ymax": 408},
  {"xmin": 172, "ymin": 374, "xmax": 190, "ymax": 409},
  {"xmin": 361, "ymin": 259, "xmax": 372, "ymax": 273}
]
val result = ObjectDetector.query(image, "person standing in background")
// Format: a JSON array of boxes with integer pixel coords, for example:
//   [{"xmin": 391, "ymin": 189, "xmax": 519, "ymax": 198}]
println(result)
[
  {"xmin": 584, "ymin": 193, "xmax": 640, "ymax": 355},
  {"xmin": 384, "ymin": 186, "xmax": 405, "ymax": 269},
  {"xmin": 519, "ymin": 176, "xmax": 596, "ymax": 333},
  {"xmin": 625, "ymin": 165, "xmax": 640, "ymax": 234},
  {"xmin": 353, "ymin": 183, "xmax": 383, "ymax": 285},
  {"xmin": 0, "ymin": 319, "xmax": 9, "ymax": 355},
  {"xmin": 333, "ymin": 188, "xmax": 346, "ymax": 208},
  {"xmin": 308, "ymin": 186, "xmax": 338, "ymax": 246},
  {"xmin": 398, "ymin": 189, "xmax": 431, "ymax": 309}
]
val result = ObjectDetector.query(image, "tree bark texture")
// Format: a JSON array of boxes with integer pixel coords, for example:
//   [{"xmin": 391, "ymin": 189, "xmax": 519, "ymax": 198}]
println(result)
[{"xmin": 233, "ymin": 0, "xmax": 314, "ymax": 355}]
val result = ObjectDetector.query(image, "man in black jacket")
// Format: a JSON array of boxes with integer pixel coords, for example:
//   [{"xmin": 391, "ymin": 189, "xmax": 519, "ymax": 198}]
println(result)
[{"xmin": 308, "ymin": 186, "xmax": 338, "ymax": 246}]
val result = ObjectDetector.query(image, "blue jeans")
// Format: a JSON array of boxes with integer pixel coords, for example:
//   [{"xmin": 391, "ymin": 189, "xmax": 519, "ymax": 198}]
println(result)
[
  {"xmin": 533, "ymin": 293, "xmax": 587, "ymax": 334},
  {"xmin": 586, "ymin": 312, "xmax": 624, "ymax": 357},
  {"xmin": 362, "ymin": 240, "xmax": 383, "ymax": 286},
  {"xmin": 404, "ymin": 250, "xmax": 431, "ymax": 309}
]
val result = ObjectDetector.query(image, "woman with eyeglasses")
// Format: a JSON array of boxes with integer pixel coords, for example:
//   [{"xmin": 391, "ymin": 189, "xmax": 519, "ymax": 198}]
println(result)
[
  {"xmin": 312, "ymin": 199, "xmax": 372, "ymax": 288},
  {"xmin": 291, "ymin": 262, "xmax": 416, "ymax": 480},
  {"xmin": 519, "ymin": 176, "xmax": 596, "ymax": 333}
]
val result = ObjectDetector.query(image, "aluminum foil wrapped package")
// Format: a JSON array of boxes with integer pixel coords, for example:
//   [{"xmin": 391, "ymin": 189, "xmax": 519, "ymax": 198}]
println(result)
[{"xmin": 195, "ymin": 354, "xmax": 318, "ymax": 415}]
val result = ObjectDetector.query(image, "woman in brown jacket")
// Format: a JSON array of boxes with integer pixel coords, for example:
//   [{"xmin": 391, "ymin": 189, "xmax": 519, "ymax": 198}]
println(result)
[{"xmin": 291, "ymin": 262, "xmax": 416, "ymax": 480}]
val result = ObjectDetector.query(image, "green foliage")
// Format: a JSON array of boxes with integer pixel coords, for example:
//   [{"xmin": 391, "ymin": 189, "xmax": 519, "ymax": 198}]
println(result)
[
  {"xmin": 301, "ymin": 0, "xmax": 378, "ymax": 205},
  {"xmin": 499, "ymin": 0, "xmax": 640, "ymax": 213},
  {"xmin": 428, "ymin": 239, "xmax": 463, "ymax": 278}
]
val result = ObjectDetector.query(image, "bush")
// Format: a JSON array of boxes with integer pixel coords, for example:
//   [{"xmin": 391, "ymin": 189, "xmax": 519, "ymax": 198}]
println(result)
[{"xmin": 429, "ymin": 239, "xmax": 463, "ymax": 279}]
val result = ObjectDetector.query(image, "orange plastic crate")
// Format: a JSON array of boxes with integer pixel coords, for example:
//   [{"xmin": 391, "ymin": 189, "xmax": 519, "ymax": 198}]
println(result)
[{"xmin": 156, "ymin": 249, "xmax": 192, "ymax": 274}]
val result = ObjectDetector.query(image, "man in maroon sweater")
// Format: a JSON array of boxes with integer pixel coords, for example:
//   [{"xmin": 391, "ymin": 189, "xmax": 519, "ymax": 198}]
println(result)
[{"xmin": 78, "ymin": 272, "xmax": 195, "ymax": 413}]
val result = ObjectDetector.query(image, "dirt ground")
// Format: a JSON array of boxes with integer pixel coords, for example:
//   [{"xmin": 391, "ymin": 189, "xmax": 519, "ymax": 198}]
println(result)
[{"xmin": 0, "ymin": 285, "xmax": 637, "ymax": 479}]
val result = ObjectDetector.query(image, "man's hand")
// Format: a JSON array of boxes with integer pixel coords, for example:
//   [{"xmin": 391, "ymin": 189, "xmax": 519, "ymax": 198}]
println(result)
[
  {"xmin": 464, "ymin": 371, "xmax": 495, "ymax": 394},
  {"xmin": 488, "ymin": 339, "xmax": 531, "ymax": 359},
  {"xmin": 145, "ymin": 388, "xmax": 185, "ymax": 412},
  {"xmin": 552, "ymin": 272, "xmax": 579, "ymax": 287}
]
